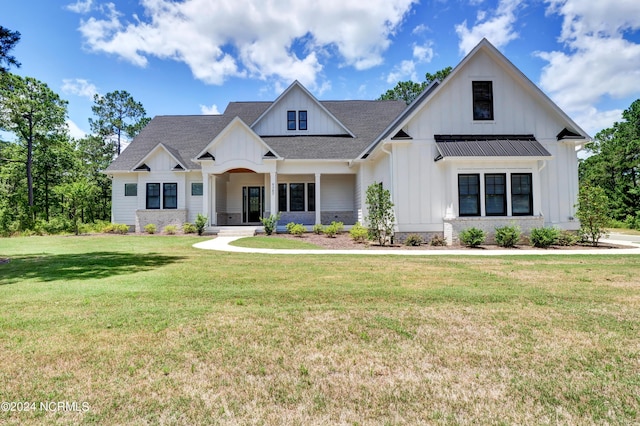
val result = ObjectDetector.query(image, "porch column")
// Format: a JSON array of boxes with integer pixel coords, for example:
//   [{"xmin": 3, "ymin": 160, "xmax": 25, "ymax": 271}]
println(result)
[
  {"xmin": 270, "ymin": 171, "xmax": 277, "ymax": 217},
  {"xmin": 210, "ymin": 175, "xmax": 217, "ymax": 225},
  {"xmin": 202, "ymin": 173, "xmax": 210, "ymax": 225},
  {"xmin": 315, "ymin": 173, "xmax": 321, "ymax": 225}
]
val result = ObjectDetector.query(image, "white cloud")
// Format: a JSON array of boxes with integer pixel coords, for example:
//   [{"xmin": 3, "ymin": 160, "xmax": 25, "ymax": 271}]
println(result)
[
  {"xmin": 67, "ymin": 119, "xmax": 88, "ymax": 139},
  {"xmin": 385, "ymin": 41, "xmax": 434, "ymax": 83},
  {"xmin": 455, "ymin": 0, "xmax": 523, "ymax": 55},
  {"xmin": 74, "ymin": 0, "xmax": 418, "ymax": 91},
  {"xmin": 66, "ymin": 0, "xmax": 93, "ymax": 14},
  {"xmin": 537, "ymin": 0, "xmax": 640, "ymax": 134},
  {"xmin": 61, "ymin": 78, "xmax": 98, "ymax": 100},
  {"xmin": 199, "ymin": 104, "xmax": 220, "ymax": 115}
]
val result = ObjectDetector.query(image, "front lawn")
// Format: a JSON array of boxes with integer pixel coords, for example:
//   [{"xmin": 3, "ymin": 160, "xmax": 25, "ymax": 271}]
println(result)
[{"xmin": 1, "ymin": 235, "xmax": 639, "ymax": 424}]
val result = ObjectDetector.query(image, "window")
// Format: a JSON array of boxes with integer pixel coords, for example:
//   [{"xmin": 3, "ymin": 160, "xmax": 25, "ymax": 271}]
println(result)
[
  {"xmin": 485, "ymin": 174, "xmax": 506, "ymax": 216},
  {"xmin": 191, "ymin": 182, "xmax": 203, "ymax": 196},
  {"xmin": 278, "ymin": 183, "xmax": 287, "ymax": 212},
  {"xmin": 298, "ymin": 111, "xmax": 307, "ymax": 130},
  {"xmin": 307, "ymin": 182, "xmax": 315, "ymax": 212},
  {"xmin": 473, "ymin": 81, "xmax": 493, "ymax": 120},
  {"xmin": 458, "ymin": 174, "xmax": 480, "ymax": 216},
  {"xmin": 289, "ymin": 183, "xmax": 305, "ymax": 212},
  {"xmin": 146, "ymin": 183, "xmax": 160, "ymax": 209},
  {"xmin": 287, "ymin": 111, "xmax": 296, "ymax": 130},
  {"xmin": 124, "ymin": 183, "xmax": 137, "ymax": 196},
  {"xmin": 163, "ymin": 183, "xmax": 177, "ymax": 209},
  {"xmin": 512, "ymin": 173, "xmax": 533, "ymax": 215}
]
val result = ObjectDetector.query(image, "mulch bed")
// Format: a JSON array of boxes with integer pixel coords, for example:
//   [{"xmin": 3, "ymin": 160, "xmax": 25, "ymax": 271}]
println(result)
[{"xmin": 270, "ymin": 232, "xmax": 627, "ymax": 251}]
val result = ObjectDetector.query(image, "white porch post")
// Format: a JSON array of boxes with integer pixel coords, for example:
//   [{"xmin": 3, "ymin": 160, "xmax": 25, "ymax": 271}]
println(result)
[
  {"xmin": 315, "ymin": 173, "xmax": 321, "ymax": 225},
  {"xmin": 270, "ymin": 171, "xmax": 277, "ymax": 217},
  {"xmin": 210, "ymin": 175, "xmax": 217, "ymax": 225},
  {"xmin": 202, "ymin": 173, "xmax": 210, "ymax": 225}
]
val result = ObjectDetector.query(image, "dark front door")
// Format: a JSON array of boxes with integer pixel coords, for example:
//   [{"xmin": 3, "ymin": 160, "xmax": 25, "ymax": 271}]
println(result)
[{"xmin": 243, "ymin": 186, "xmax": 263, "ymax": 223}]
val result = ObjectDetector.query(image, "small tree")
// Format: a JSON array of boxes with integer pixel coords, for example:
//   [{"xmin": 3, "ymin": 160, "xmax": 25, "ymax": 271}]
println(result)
[
  {"xmin": 365, "ymin": 183, "xmax": 395, "ymax": 246},
  {"xmin": 195, "ymin": 214, "xmax": 207, "ymax": 236},
  {"xmin": 575, "ymin": 183, "xmax": 609, "ymax": 246}
]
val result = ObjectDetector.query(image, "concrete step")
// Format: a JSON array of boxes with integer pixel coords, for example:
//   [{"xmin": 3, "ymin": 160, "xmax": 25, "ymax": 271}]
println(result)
[{"xmin": 216, "ymin": 227, "xmax": 258, "ymax": 237}]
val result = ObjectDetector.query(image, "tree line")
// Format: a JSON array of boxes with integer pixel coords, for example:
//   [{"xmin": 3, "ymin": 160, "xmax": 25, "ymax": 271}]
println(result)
[{"xmin": 0, "ymin": 26, "xmax": 149, "ymax": 235}]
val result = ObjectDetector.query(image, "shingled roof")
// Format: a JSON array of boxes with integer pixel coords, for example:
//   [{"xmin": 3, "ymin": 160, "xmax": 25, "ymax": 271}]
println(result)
[{"xmin": 105, "ymin": 99, "xmax": 406, "ymax": 172}]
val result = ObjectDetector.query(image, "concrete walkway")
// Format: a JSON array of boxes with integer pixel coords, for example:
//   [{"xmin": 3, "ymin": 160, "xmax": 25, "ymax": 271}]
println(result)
[{"xmin": 193, "ymin": 235, "xmax": 640, "ymax": 256}]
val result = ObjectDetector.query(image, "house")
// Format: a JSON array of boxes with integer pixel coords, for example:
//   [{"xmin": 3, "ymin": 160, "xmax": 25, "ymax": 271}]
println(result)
[{"xmin": 105, "ymin": 39, "xmax": 590, "ymax": 244}]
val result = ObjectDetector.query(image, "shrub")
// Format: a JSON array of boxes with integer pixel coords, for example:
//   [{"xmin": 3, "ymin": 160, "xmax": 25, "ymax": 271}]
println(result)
[
  {"xmin": 365, "ymin": 183, "xmax": 395, "ymax": 246},
  {"xmin": 556, "ymin": 230, "xmax": 578, "ymax": 246},
  {"xmin": 404, "ymin": 234, "xmax": 423, "ymax": 246},
  {"xmin": 42, "ymin": 217, "xmax": 73, "ymax": 235},
  {"xmin": 113, "ymin": 224, "xmax": 129, "ymax": 234},
  {"xmin": 144, "ymin": 223, "xmax": 157, "ymax": 234},
  {"xmin": 312, "ymin": 223, "xmax": 324, "ymax": 235},
  {"xmin": 494, "ymin": 224, "xmax": 521, "ymax": 248},
  {"xmin": 182, "ymin": 223, "xmax": 197, "ymax": 234},
  {"xmin": 529, "ymin": 226, "xmax": 558, "ymax": 248},
  {"xmin": 575, "ymin": 183, "xmax": 609, "ymax": 246},
  {"xmin": 195, "ymin": 214, "xmax": 208, "ymax": 236},
  {"xmin": 323, "ymin": 221, "xmax": 344, "ymax": 238},
  {"xmin": 164, "ymin": 225, "xmax": 178, "ymax": 235},
  {"xmin": 349, "ymin": 222, "xmax": 368, "ymax": 243},
  {"xmin": 459, "ymin": 227, "xmax": 486, "ymax": 247},
  {"xmin": 286, "ymin": 222, "xmax": 306, "ymax": 237},
  {"xmin": 429, "ymin": 235, "xmax": 447, "ymax": 246},
  {"xmin": 259, "ymin": 213, "xmax": 280, "ymax": 236}
]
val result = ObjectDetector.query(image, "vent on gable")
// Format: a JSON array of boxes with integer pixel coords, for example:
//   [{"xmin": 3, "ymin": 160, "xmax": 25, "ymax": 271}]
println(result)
[
  {"xmin": 172, "ymin": 164, "xmax": 185, "ymax": 171},
  {"xmin": 197, "ymin": 152, "xmax": 215, "ymax": 160},
  {"xmin": 134, "ymin": 163, "xmax": 150, "ymax": 171},
  {"xmin": 263, "ymin": 150, "xmax": 276, "ymax": 158},
  {"xmin": 391, "ymin": 129, "xmax": 412, "ymax": 140},
  {"xmin": 556, "ymin": 128, "xmax": 582, "ymax": 141}
]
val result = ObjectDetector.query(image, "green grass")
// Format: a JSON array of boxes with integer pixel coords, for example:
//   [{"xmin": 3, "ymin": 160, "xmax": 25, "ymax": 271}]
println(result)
[
  {"xmin": 1, "ymin": 235, "xmax": 639, "ymax": 424},
  {"xmin": 230, "ymin": 236, "xmax": 324, "ymax": 249}
]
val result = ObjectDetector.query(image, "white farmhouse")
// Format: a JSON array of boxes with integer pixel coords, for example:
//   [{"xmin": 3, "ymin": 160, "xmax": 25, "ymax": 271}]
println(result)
[{"xmin": 105, "ymin": 39, "xmax": 590, "ymax": 244}]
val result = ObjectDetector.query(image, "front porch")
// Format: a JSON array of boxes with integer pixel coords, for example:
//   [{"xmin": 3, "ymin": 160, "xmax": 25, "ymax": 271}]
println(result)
[{"xmin": 202, "ymin": 169, "xmax": 357, "ymax": 227}]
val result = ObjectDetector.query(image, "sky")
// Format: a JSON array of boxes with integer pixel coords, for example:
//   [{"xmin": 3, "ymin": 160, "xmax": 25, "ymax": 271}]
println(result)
[{"xmin": 4, "ymin": 0, "xmax": 640, "ymax": 141}]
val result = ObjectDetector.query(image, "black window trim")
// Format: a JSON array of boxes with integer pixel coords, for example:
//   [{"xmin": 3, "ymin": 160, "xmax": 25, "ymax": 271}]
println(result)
[
  {"xmin": 287, "ymin": 110, "xmax": 296, "ymax": 131},
  {"xmin": 484, "ymin": 173, "xmax": 507, "ymax": 216},
  {"xmin": 191, "ymin": 182, "xmax": 203, "ymax": 196},
  {"xmin": 124, "ymin": 183, "xmax": 137, "ymax": 197},
  {"xmin": 163, "ymin": 182, "xmax": 178, "ymax": 210},
  {"xmin": 511, "ymin": 173, "xmax": 533, "ymax": 216},
  {"xmin": 472, "ymin": 80, "xmax": 494, "ymax": 121},
  {"xmin": 458, "ymin": 174, "xmax": 480, "ymax": 217},
  {"xmin": 146, "ymin": 183, "xmax": 161, "ymax": 210},
  {"xmin": 298, "ymin": 110, "xmax": 307, "ymax": 131}
]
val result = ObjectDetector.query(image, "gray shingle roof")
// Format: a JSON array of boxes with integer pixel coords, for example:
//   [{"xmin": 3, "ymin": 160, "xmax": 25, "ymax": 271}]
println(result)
[
  {"xmin": 434, "ymin": 134, "xmax": 552, "ymax": 161},
  {"xmin": 105, "ymin": 99, "xmax": 406, "ymax": 171}
]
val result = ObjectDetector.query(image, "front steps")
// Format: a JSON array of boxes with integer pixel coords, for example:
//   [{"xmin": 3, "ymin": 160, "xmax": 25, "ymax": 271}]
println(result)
[{"xmin": 213, "ymin": 226, "xmax": 260, "ymax": 237}]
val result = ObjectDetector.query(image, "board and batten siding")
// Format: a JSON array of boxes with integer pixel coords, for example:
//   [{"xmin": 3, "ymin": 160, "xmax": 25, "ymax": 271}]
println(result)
[
  {"xmin": 320, "ymin": 174, "xmax": 356, "ymax": 211},
  {"xmin": 111, "ymin": 174, "xmax": 138, "ymax": 226},
  {"xmin": 186, "ymin": 172, "xmax": 203, "ymax": 223},
  {"xmin": 252, "ymin": 86, "xmax": 347, "ymax": 136},
  {"xmin": 405, "ymin": 49, "xmax": 567, "ymax": 139}
]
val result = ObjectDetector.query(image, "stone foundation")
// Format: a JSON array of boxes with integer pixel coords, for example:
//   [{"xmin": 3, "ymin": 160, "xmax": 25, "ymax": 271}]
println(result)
[
  {"xmin": 321, "ymin": 211, "xmax": 356, "ymax": 225},
  {"xmin": 136, "ymin": 209, "xmax": 188, "ymax": 233},
  {"xmin": 217, "ymin": 213, "xmax": 242, "ymax": 226},
  {"xmin": 394, "ymin": 232, "xmax": 444, "ymax": 245},
  {"xmin": 443, "ymin": 216, "xmax": 545, "ymax": 245}
]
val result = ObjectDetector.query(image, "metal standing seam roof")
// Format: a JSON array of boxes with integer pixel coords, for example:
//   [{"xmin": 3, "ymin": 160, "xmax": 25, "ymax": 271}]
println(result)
[{"xmin": 434, "ymin": 134, "xmax": 552, "ymax": 161}]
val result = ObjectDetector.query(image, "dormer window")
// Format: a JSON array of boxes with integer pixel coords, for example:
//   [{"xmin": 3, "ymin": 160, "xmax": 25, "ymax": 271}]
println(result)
[
  {"xmin": 472, "ymin": 81, "xmax": 493, "ymax": 120},
  {"xmin": 287, "ymin": 110, "xmax": 308, "ymax": 131},
  {"xmin": 287, "ymin": 111, "xmax": 296, "ymax": 130}
]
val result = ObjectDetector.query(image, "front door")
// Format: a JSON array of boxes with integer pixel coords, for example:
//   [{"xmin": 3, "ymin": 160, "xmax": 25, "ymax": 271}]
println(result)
[{"xmin": 243, "ymin": 186, "xmax": 263, "ymax": 223}]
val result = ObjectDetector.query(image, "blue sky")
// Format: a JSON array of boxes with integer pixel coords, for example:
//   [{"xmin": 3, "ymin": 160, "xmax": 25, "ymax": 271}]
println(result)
[{"xmin": 4, "ymin": 0, "xmax": 640, "ymax": 140}]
